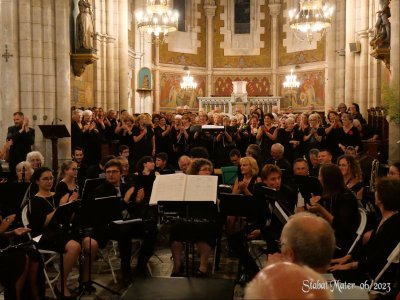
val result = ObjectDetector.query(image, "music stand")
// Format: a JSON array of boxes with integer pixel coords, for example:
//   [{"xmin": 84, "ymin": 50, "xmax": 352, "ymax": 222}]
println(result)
[
  {"xmin": 39, "ymin": 125, "xmax": 70, "ymax": 173},
  {"xmin": 218, "ymin": 193, "xmax": 255, "ymax": 218},
  {"xmin": 158, "ymin": 200, "xmax": 218, "ymax": 276},
  {"xmin": 78, "ymin": 195, "xmax": 121, "ymax": 297}
]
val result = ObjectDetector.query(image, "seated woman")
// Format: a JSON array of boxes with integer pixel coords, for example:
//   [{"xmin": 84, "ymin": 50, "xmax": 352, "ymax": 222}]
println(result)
[
  {"xmin": 329, "ymin": 177, "xmax": 400, "ymax": 290},
  {"xmin": 307, "ymin": 164, "xmax": 359, "ymax": 256},
  {"xmin": 0, "ymin": 212, "xmax": 42, "ymax": 300},
  {"xmin": 170, "ymin": 158, "xmax": 216, "ymax": 277},
  {"xmin": 15, "ymin": 161, "xmax": 34, "ymax": 183},
  {"xmin": 28, "ymin": 167, "xmax": 98, "ymax": 298},
  {"xmin": 26, "ymin": 151, "xmax": 45, "ymax": 171},
  {"xmin": 387, "ymin": 161, "xmax": 400, "ymax": 179},
  {"xmin": 129, "ymin": 156, "xmax": 159, "ymax": 219},
  {"xmin": 227, "ymin": 157, "xmax": 261, "ymax": 234},
  {"xmin": 337, "ymin": 155, "xmax": 364, "ymax": 201}
]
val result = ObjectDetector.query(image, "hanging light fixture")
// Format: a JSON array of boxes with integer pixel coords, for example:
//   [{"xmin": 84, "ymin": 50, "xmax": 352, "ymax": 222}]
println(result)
[
  {"xmin": 288, "ymin": 0, "xmax": 334, "ymax": 43},
  {"xmin": 135, "ymin": 0, "xmax": 179, "ymax": 43},
  {"xmin": 180, "ymin": 67, "xmax": 197, "ymax": 91},
  {"xmin": 283, "ymin": 69, "xmax": 300, "ymax": 90}
]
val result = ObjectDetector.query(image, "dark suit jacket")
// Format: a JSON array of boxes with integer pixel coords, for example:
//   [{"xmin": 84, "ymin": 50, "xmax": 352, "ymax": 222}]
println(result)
[{"xmin": 7, "ymin": 126, "xmax": 35, "ymax": 171}]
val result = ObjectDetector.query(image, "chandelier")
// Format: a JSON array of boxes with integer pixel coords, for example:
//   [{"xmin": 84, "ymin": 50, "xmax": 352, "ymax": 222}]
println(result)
[
  {"xmin": 135, "ymin": 0, "xmax": 179, "ymax": 43},
  {"xmin": 288, "ymin": 0, "xmax": 334, "ymax": 43},
  {"xmin": 180, "ymin": 67, "xmax": 197, "ymax": 91},
  {"xmin": 283, "ymin": 69, "xmax": 300, "ymax": 90}
]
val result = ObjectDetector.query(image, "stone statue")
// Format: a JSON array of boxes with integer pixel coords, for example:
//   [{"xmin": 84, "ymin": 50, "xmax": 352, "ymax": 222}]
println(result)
[
  {"xmin": 370, "ymin": 0, "xmax": 391, "ymax": 49},
  {"xmin": 76, "ymin": 0, "xmax": 94, "ymax": 51}
]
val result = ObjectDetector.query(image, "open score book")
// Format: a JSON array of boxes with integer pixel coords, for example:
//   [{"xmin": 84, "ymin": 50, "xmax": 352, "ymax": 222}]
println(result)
[{"xmin": 149, "ymin": 173, "xmax": 218, "ymax": 205}]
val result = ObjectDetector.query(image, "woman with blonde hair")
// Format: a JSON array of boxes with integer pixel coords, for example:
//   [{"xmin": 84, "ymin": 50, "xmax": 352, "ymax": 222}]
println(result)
[{"xmin": 232, "ymin": 157, "xmax": 261, "ymax": 196}]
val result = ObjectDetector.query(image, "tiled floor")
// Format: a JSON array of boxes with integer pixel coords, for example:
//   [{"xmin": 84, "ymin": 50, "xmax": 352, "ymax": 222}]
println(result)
[{"xmin": 40, "ymin": 227, "xmax": 256, "ymax": 299}]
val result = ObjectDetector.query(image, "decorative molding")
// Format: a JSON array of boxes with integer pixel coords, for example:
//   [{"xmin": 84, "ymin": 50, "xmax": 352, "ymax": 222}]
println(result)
[
  {"xmin": 219, "ymin": 0, "xmax": 265, "ymax": 56},
  {"xmin": 70, "ymin": 53, "xmax": 98, "ymax": 77}
]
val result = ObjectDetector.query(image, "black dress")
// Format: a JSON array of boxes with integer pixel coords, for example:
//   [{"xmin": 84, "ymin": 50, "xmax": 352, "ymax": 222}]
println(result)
[
  {"xmin": 336, "ymin": 126, "xmax": 362, "ymax": 154},
  {"xmin": 132, "ymin": 125, "xmax": 154, "ymax": 163},
  {"xmin": 28, "ymin": 194, "xmax": 76, "ymax": 252},
  {"xmin": 320, "ymin": 189, "xmax": 359, "ymax": 255},
  {"xmin": 0, "ymin": 213, "xmax": 27, "ymax": 299}
]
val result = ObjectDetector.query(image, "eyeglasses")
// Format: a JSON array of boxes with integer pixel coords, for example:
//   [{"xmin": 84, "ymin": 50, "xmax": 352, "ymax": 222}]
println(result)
[
  {"xmin": 106, "ymin": 170, "xmax": 120, "ymax": 174},
  {"xmin": 40, "ymin": 176, "xmax": 54, "ymax": 181}
]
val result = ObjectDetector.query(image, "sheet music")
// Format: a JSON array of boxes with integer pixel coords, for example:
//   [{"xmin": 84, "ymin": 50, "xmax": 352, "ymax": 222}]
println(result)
[
  {"xmin": 149, "ymin": 173, "xmax": 187, "ymax": 205},
  {"xmin": 184, "ymin": 175, "xmax": 218, "ymax": 203}
]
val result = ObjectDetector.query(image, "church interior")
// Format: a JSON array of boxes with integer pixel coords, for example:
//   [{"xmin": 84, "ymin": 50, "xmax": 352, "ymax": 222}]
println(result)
[{"xmin": 0, "ymin": 0, "xmax": 400, "ymax": 299}]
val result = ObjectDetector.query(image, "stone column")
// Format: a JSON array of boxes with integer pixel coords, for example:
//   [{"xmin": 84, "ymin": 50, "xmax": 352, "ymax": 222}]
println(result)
[
  {"xmin": 119, "ymin": 0, "xmax": 129, "ymax": 111},
  {"xmin": 344, "ymin": 0, "xmax": 356, "ymax": 106},
  {"xmin": 355, "ymin": 0, "xmax": 369, "ymax": 117},
  {"xmin": 154, "ymin": 43, "xmax": 160, "ymax": 113},
  {"xmin": 0, "ymin": 0, "xmax": 20, "ymax": 139},
  {"xmin": 106, "ymin": 0, "xmax": 115, "ymax": 110},
  {"xmin": 268, "ymin": 3, "xmax": 281, "ymax": 97},
  {"xmin": 18, "ymin": 0, "xmax": 33, "ymax": 118},
  {"xmin": 325, "ymin": 8, "xmax": 336, "ymax": 113},
  {"xmin": 204, "ymin": 2, "xmax": 216, "ymax": 97},
  {"xmin": 389, "ymin": 0, "xmax": 400, "ymax": 162},
  {"xmin": 55, "ymin": 0, "xmax": 71, "ymax": 160},
  {"xmin": 335, "ymin": 0, "xmax": 346, "ymax": 106},
  {"xmin": 357, "ymin": 29, "xmax": 369, "ymax": 117}
]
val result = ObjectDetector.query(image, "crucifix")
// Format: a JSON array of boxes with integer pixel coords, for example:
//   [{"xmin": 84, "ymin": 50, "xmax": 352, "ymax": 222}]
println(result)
[{"xmin": 2, "ymin": 45, "xmax": 13, "ymax": 62}]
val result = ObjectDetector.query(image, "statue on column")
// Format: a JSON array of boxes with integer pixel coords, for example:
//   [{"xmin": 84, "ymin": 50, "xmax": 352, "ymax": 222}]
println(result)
[
  {"xmin": 76, "ymin": 0, "xmax": 94, "ymax": 51},
  {"xmin": 370, "ymin": 0, "xmax": 391, "ymax": 49}
]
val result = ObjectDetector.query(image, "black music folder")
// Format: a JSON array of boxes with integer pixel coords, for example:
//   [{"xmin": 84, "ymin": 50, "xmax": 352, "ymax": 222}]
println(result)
[
  {"xmin": 218, "ymin": 193, "xmax": 256, "ymax": 218},
  {"xmin": 38, "ymin": 124, "xmax": 70, "ymax": 140}
]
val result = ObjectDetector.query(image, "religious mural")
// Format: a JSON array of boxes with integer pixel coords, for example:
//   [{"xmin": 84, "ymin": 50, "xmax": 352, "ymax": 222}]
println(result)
[
  {"xmin": 279, "ymin": 70, "xmax": 325, "ymax": 110},
  {"xmin": 159, "ymin": 72, "xmax": 206, "ymax": 109},
  {"xmin": 213, "ymin": 76, "xmax": 272, "ymax": 96}
]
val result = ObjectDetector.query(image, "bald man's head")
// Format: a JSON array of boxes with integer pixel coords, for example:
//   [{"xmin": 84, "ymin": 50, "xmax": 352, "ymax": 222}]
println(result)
[
  {"xmin": 245, "ymin": 262, "xmax": 332, "ymax": 299},
  {"xmin": 280, "ymin": 213, "xmax": 335, "ymax": 272}
]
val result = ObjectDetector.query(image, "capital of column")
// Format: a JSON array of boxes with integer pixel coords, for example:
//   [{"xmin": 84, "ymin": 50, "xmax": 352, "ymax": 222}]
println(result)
[
  {"xmin": 268, "ymin": 3, "xmax": 282, "ymax": 18},
  {"xmin": 356, "ymin": 29, "xmax": 369, "ymax": 40},
  {"xmin": 204, "ymin": 4, "xmax": 216, "ymax": 18}
]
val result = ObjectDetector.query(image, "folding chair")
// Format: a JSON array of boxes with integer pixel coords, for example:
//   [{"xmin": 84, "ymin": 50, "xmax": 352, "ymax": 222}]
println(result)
[
  {"xmin": 21, "ymin": 205, "xmax": 60, "ymax": 299},
  {"xmin": 347, "ymin": 208, "xmax": 368, "ymax": 254},
  {"xmin": 370, "ymin": 243, "xmax": 400, "ymax": 290}
]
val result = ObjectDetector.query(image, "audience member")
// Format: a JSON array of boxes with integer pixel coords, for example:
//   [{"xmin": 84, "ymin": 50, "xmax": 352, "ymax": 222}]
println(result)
[{"xmin": 245, "ymin": 262, "xmax": 332, "ymax": 300}]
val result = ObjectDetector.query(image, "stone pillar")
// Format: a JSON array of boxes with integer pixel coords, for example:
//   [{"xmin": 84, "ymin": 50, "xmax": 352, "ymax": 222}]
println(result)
[
  {"xmin": 119, "ymin": 0, "xmax": 129, "ymax": 111},
  {"xmin": 18, "ymin": 0, "xmax": 34, "ymax": 118},
  {"xmin": 269, "ymin": 3, "xmax": 281, "ymax": 97},
  {"xmin": 204, "ymin": 2, "xmax": 216, "ymax": 97},
  {"xmin": 335, "ymin": 0, "xmax": 346, "ymax": 106},
  {"xmin": 106, "ymin": 0, "xmax": 115, "ymax": 110},
  {"xmin": 355, "ymin": 0, "xmax": 369, "ymax": 118},
  {"xmin": 344, "ymin": 0, "xmax": 356, "ymax": 106},
  {"xmin": 55, "ymin": 0, "xmax": 71, "ymax": 160},
  {"xmin": 389, "ymin": 0, "xmax": 400, "ymax": 162},
  {"xmin": 0, "ymin": 0, "xmax": 20, "ymax": 139},
  {"xmin": 154, "ymin": 43, "xmax": 160, "ymax": 113},
  {"xmin": 325, "ymin": 10, "xmax": 336, "ymax": 113},
  {"xmin": 357, "ymin": 29, "xmax": 369, "ymax": 117}
]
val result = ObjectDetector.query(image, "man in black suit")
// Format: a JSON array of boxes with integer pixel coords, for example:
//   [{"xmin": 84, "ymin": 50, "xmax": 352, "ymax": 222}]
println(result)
[
  {"xmin": 7, "ymin": 112, "xmax": 35, "ymax": 176},
  {"xmin": 90, "ymin": 159, "xmax": 157, "ymax": 285}
]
